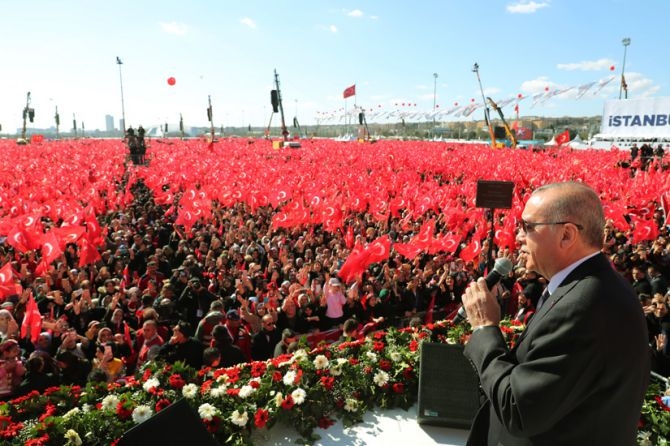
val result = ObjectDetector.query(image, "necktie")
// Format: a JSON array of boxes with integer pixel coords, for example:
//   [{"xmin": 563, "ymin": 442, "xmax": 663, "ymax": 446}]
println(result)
[{"xmin": 537, "ymin": 289, "xmax": 550, "ymax": 311}]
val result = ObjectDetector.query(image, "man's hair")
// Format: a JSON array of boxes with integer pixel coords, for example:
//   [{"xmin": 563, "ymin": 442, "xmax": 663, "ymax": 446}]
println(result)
[
  {"xmin": 533, "ymin": 182, "xmax": 605, "ymax": 248},
  {"xmin": 202, "ymin": 347, "xmax": 221, "ymax": 365},
  {"xmin": 343, "ymin": 318, "xmax": 359, "ymax": 335}
]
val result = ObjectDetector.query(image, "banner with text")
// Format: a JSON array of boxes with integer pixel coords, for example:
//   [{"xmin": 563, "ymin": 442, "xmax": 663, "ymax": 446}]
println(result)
[{"xmin": 600, "ymin": 96, "xmax": 670, "ymax": 138}]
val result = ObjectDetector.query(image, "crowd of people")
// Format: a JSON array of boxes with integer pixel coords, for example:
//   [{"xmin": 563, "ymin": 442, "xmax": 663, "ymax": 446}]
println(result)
[{"xmin": 0, "ymin": 172, "xmax": 668, "ymax": 402}]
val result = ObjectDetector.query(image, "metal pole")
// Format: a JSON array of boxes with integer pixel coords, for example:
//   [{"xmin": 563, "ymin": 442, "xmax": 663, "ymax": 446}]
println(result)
[
  {"xmin": 117, "ymin": 57, "xmax": 126, "ymax": 133},
  {"xmin": 21, "ymin": 92, "xmax": 31, "ymax": 141},
  {"xmin": 433, "ymin": 72, "xmax": 438, "ymax": 123},
  {"xmin": 619, "ymin": 38, "xmax": 631, "ymax": 100},
  {"xmin": 473, "ymin": 63, "xmax": 496, "ymax": 148}
]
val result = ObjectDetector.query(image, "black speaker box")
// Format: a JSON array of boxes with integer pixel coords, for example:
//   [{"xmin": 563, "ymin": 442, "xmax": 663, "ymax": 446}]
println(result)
[
  {"xmin": 118, "ymin": 398, "xmax": 218, "ymax": 446},
  {"xmin": 417, "ymin": 342, "xmax": 481, "ymax": 429},
  {"xmin": 494, "ymin": 126, "xmax": 507, "ymax": 139}
]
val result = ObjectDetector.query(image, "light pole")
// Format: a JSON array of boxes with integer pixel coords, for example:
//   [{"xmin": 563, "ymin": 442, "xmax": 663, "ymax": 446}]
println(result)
[
  {"xmin": 116, "ymin": 57, "xmax": 126, "ymax": 133},
  {"xmin": 619, "ymin": 37, "xmax": 631, "ymax": 100},
  {"xmin": 433, "ymin": 72, "xmax": 438, "ymax": 121},
  {"xmin": 472, "ymin": 63, "xmax": 496, "ymax": 147}
]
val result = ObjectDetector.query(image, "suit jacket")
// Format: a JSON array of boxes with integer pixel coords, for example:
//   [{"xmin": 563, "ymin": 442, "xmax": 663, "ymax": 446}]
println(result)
[{"xmin": 464, "ymin": 253, "xmax": 649, "ymax": 446}]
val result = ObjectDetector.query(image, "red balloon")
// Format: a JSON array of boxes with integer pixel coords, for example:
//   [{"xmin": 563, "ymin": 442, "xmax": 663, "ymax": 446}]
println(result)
[
  {"xmin": 517, "ymin": 93, "xmax": 523, "ymax": 99},
  {"xmin": 436, "ymin": 104, "xmax": 440, "ymax": 108},
  {"xmin": 454, "ymin": 102, "xmax": 458, "ymax": 106},
  {"xmin": 545, "ymin": 86, "xmax": 549, "ymax": 92},
  {"xmin": 167, "ymin": 77, "xmax": 176, "ymax": 86},
  {"xmin": 610, "ymin": 65, "xmax": 615, "ymax": 71},
  {"xmin": 471, "ymin": 98, "xmax": 475, "ymax": 102}
]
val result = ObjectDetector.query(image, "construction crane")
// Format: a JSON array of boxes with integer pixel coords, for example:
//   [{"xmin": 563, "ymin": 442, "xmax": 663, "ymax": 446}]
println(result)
[{"xmin": 486, "ymin": 97, "xmax": 517, "ymax": 148}]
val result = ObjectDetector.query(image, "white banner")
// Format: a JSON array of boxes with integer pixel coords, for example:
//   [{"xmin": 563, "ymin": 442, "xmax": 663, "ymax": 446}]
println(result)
[{"xmin": 600, "ymin": 97, "xmax": 670, "ymax": 138}]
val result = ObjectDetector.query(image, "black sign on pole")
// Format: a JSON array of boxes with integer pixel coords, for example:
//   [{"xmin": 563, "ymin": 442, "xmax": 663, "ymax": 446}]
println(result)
[{"xmin": 475, "ymin": 180, "xmax": 514, "ymax": 209}]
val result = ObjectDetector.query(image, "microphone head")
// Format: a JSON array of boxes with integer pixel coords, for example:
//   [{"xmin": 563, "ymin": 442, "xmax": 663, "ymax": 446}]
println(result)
[{"xmin": 492, "ymin": 258, "xmax": 514, "ymax": 277}]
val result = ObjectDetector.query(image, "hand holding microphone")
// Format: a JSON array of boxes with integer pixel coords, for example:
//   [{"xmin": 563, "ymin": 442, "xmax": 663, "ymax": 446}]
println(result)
[{"xmin": 453, "ymin": 258, "xmax": 513, "ymax": 325}]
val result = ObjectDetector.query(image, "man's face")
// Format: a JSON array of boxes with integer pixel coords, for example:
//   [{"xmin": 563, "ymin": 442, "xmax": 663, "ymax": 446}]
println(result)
[
  {"xmin": 651, "ymin": 296, "xmax": 668, "ymax": 318},
  {"xmin": 518, "ymin": 191, "xmax": 562, "ymax": 279},
  {"xmin": 143, "ymin": 323, "xmax": 157, "ymax": 339}
]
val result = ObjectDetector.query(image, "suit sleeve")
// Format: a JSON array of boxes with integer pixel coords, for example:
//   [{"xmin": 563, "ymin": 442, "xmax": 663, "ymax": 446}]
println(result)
[{"xmin": 464, "ymin": 305, "xmax": 609, "ymax": 438}]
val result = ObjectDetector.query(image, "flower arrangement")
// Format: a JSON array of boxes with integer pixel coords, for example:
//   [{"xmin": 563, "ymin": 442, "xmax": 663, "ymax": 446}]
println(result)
[{"xmin": 0, "ymin": 319, "xmax": 667, "ymax": 445}]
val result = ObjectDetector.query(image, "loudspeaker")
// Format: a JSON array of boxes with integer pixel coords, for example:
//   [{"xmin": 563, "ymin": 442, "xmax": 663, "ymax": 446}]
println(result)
[
  {"xmin": 118, "ymin": 398, "xmax": 218, "ymax": 446},
  {"xmin": 493, "ymin": 126, "xmax": 506, "ymax": 139},
  {"xmin": 358, "ymin": 112, "xmax": 364, "ymax": 125},
  {"xmin": 271, "ymin": 90, "xmax": 279, "ymax": 113},
  {"xmin": 417, "ymin": 342, "xmax": 481, "ymax": 429}
]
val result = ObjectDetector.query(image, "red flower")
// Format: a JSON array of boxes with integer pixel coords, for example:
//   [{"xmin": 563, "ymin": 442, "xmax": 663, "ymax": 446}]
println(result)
[
  {"xmin": 227, "ymin": 388, "xmax": 241, "ymax": 397},
  {"xmin": 281, "ymin": 395, "xmax": 295, "ymax": 410},
  {"xmin": 392, "ymin": 382, "xmax": 405, "ymax": 394},
  {"xmin": 200, "ymin": 379, "xmax": 214, "ymax": 394},
  {"xmin": 403, "ymin": 366, "xmax": 414, "ymax": 380},
  {"xmin": 349, "ymin": 357, "xmax": 360, "ymax": 366},
  {"xmin": 379, "ymin": 359, "xmax": 392, "ymax": 371},
  {"xmin": 38, "ymin": 403, "xmax": 57, "ymax": 422},
  {"xmin": 116, "ymin": 401, "xmax": 133, "ymax": 420},
  {"xmin": 155, "ymin": 399, "xmax": 172, "ymax": 412},
  {"xmin": 318, "ymin": 416, "xmax": 335, "ymax": 429},
  {"xmin": 203, "ymin": 415, "xmax": 221, "ymax": 433},
  {"xmin": 373, "ymin": 341, "xmax": 385, "ymax": 352},
  {"xmin": 251, "ymin": 362, "xmax": 267, "ymax": 377},
  {"xmin": 168, "ymin": 373, "xmax": 186, "ymax": 390},
  {"xmin": 320, "ymin": 376, "xmax": 336, "ymax": 391},
  {"xmin": 254, "ymin": 408, "xmax": 270, "ymax": 428},
  {"xmin": 25, "ymin": 434, "xmax": 49, "ymax": 446},
  {"xmin": 272, "ymin": 371, "xmax": 282, "ymax": 382},
  {"xmin": 142, "ymin": 369, "xmax": 153, "ymax": 381},
  {"xmin": 409, "ymin": 340, "xmax": 418, "ymax": 352},
  {"xmin": 373, "ymin": 331, "xmax": 386, "ymax": 340}
]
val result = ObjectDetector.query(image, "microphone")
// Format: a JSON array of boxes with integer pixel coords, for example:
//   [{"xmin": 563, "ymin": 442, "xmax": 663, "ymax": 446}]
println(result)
[{"xmin": 452, "ymin": 257, "xmax": 514, "ymax": 324}]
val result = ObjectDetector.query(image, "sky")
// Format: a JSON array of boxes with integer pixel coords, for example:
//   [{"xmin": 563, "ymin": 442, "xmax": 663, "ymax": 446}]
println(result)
[{"xmin": 1, "ymin": 0, "xmax": 667, "ymax": 132}]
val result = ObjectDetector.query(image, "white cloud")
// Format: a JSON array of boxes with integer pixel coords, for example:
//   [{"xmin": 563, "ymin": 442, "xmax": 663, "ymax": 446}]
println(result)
[
  {"xmin": 520, "ymin": 76, "xmax": 557, "ymax": 94},
  {"xmin": 506, "ymin": 1, "xmax": 550, "ymax": 14},
  {"xmin": 329, "ymin": 25, "xmax": 338, "ymax": 33},
  {"xmin": 557, "ymin": 58, "xmax": 616, "ymax": 71},
  {"xmin": 160, "ymin": 22, "xmax": 189, "ymax": 36},
  {"xmin": 240, "ymin": 17, "xmax": 257, "ymax": 29},
  {"xmin": 347, "ymin": 9, "xmax": 364, "ymax": 17}
]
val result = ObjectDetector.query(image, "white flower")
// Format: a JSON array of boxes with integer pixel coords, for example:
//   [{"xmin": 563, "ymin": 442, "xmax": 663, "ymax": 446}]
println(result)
[
  {"xmin": 64, "ymin": 429, "xmax": 82, "ymax": 446},
  {"xmin": 132, "ymin": 405, "xmax": 153, "ymax": 424},
  {"xmin": 292, "ymin": 349, "xmax": 308, "ymax": 361},
  {"xmin": 198, "ymin": 403, "xmax": 219, "ymax": 421},
  {"xmin": 274, "ymin": 392, "xmax": 284, "ymax": 407},
  {"xmin": 101, "ymin": 395, "xmax": 119, "ymax": 411},
  {"xmin": 389, "ymin": 351, "xmax": 402, "ymax": 362},
  {"xmin": 365, "ymin": 351, "xmax": 378, "ymax": 362},
  {"xmin": 283, "ymin": 370, "xmax": 297, "ymax": 386},
  {"xmin": 143, "ymin": 377, "xmax": 160, "ymax": 392},
  {"xmin": 231, "ymin": 409, "xmax": 249, "ymax": 427},
  {"xmin": 330, "ymin": 365, "xmax": 342, "ymax": 376},
  {"xmin": 291, "ymin": 388, "xmax": 307, "ymax": 405},
  {"xmin": 373, "ymin": 370, "xmax": 390, "ymax": 387},
  {"xmin": 210, "ymin": 385, "xmax": 227, "ymax": 398},
  {"xmin": 239, "ymin": 384, "xmax": 256, "ymax": 399},
  {"xmin": 446, "ymin": 337, "xmax": 457, "ymax": 345},
  {"xmin": 81, "ymin": 404, "xmax": 92, "ymax": 413},
  {"xmin": 216, "ymin": 374, "xmax": 229, "ymax": 384},
  {"xmin": 313, "ymin": 354, "xmax": 329, "ymax": 369},
  {"xmin": 62, "ymin": 407, "xmax": 80, "ymax": 420},
  {"xmin": 182, "ymin": 383, "xmax": 198, "ymax": 399},
  {"xmin": 344, "ymin": 398, "xmax": 358, "ymax": 412}
]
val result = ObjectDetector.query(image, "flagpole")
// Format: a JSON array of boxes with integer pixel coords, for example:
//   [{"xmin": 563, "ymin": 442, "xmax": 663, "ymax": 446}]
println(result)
[{"xmin": 619, "ymin": 37, "xmax": 631, "ymax": 100}]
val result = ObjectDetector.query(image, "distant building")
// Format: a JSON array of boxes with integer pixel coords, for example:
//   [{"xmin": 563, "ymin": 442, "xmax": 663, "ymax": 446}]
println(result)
[
  {"xmin": 119, "ymin": 119, "xmax": 125, "ymax": 132},
  {"xmin": 105, "ymin": 115, "xmax": 115, "ymax": 132}
]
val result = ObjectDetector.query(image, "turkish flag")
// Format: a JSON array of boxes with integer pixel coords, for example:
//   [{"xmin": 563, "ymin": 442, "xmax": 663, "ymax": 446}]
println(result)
[
  {"xmin": 343, "ymin": 84, "xmax": 356, "ymax": 99},
  {"xmin": 0, "ymin": 262, "xmax": 18, "ymax": 299},
  {"xmin": 555, "ymin": 129, "xmax": 570, "ymax": 145},
  {"xmin": 20, "ymin": 291, "xmax": 42, "ymax": 345},
  {"xmin": 661, "ymin": 193, "xmax": 670, "ymax": 227}
]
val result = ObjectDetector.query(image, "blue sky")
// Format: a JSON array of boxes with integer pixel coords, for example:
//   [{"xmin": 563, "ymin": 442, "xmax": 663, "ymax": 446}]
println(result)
[{"xmin": 0, "ymin": 0, "xmax": 667, "ymax": 132}]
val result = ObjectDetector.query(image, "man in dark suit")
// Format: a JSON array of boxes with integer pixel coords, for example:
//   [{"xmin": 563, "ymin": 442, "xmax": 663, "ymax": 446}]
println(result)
[{"xmin": 462, "ymin": 182, "xmax": 649, "ymax": 446}]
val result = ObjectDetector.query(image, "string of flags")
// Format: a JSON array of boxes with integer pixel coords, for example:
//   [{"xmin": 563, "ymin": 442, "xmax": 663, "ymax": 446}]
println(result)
[{"xmin": 318, "ymin": 75, "xmax": 617, "ymax": 124}]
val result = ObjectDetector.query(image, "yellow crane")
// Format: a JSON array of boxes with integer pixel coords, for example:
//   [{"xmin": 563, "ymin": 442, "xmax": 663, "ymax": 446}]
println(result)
[{"xmin": 486, "ymin": 97, "xmax": 518, "ymax": 148}]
